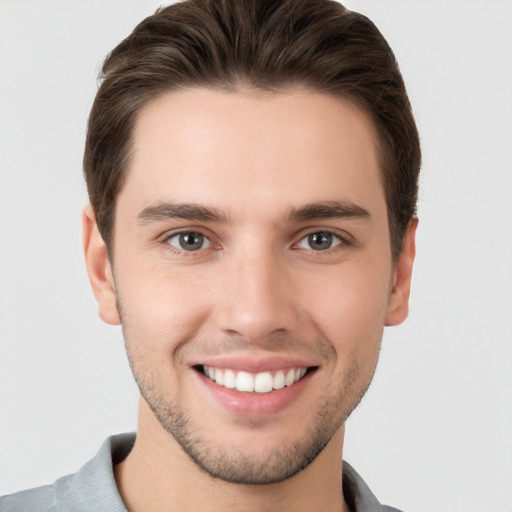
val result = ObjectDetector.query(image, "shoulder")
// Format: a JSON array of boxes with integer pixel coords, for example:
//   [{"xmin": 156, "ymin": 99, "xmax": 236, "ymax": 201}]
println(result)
[
  {"xmin": 0, "ymin": 484, "xmax": 56, "ymax": 512},
  {"xmin": 0, "ymin": 434, "xmax": 134, "ymax": 512},
  {"xmin": 343, "ymin": 461, "xmax": 406, "ymax": 512}
]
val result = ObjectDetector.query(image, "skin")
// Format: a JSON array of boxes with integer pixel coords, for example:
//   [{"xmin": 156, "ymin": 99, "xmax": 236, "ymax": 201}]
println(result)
[{"xmin": 83, "ymin": 87, "xmax": 417, "ymax": 512}]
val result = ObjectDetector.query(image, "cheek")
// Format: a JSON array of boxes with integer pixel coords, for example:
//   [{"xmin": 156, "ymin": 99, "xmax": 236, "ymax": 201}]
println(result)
[
  {"xmin": 116, "ymin": 263, "xmax": 214, "ymax": 351},
  {"xmin": 299, "ymin": 262, "xmax": 392, "ymax": 353}
]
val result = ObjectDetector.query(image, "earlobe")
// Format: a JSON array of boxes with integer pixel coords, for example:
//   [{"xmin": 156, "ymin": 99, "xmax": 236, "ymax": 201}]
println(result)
[
  {"xmin": 385, "ymin": 217, "xmax": 418, "ymax": 327},
  {"xmin": 82, "ymin": 205, "xmax": 121, "ymax": 325}
]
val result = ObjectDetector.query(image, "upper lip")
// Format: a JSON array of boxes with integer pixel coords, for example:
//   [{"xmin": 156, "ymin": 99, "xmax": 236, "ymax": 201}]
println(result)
[{"xmin": 190, "ymin": 355, "xmax": 318, "ymax": 373}]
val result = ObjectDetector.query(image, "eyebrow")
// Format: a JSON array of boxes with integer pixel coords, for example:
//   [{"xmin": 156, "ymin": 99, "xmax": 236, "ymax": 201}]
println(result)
[
  {"xmin": 287, "ymin": 200, "xmax": 371, "ymax": 222},
  {"xmin": 137, "ymin": 202, "xmax": 230, "ymax": 224},
  {"xmin": 136, "ymin": 199, "xmax": 371, "ymax": 225}
]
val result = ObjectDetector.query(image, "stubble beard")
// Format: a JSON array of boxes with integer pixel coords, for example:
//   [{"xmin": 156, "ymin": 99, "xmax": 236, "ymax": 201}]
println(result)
[
  {"xmin": 140, "ymin": 382, "xmax": 343, "ymax": 485},
  {"xmin": 117, "ymin": 294, "xmax": 380, "ymax": 485},
  {"xmin": 123, "ymin": 340, "xmax": 377, "ymax": 486}
]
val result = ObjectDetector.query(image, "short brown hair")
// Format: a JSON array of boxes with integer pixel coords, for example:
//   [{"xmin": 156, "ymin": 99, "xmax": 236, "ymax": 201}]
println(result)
[{"xmin": 84, "ymin": 0, "xmax": 420, "ymax": 261}]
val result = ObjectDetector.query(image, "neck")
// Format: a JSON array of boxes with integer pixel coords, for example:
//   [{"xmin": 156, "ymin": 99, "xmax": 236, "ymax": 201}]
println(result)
[{"xmin": 115, "ymin": 399, "xmax": 350, "ymax": 512}]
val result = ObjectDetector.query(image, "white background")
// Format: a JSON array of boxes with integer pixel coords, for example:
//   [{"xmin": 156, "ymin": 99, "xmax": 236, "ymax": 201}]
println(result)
[{"xmin": 0, "ymin": 1, "xmax": 510, "ymax": 510}]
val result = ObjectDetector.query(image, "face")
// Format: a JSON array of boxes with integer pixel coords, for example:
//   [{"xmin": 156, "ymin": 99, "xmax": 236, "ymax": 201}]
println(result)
[{"xmin": 84, "ymin": 88, "xmax": 416, "ymax": 485}]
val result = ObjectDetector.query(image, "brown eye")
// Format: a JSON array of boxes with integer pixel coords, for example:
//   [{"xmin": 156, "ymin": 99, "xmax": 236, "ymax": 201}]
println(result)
[{"xmin": 167, "ymin": 232, "xmax": 210, "ymax": 251}]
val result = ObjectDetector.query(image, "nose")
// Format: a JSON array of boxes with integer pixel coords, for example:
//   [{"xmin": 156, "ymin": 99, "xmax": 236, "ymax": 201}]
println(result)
[{"xmin": 214, "ymin": 249, "xmax": 301, "ymax": 343}]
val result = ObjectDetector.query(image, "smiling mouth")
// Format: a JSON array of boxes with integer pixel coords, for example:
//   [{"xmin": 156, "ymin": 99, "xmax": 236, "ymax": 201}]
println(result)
[{"xmin": 195, "ymin": 365, "xmax": 317, "ymax": 394}]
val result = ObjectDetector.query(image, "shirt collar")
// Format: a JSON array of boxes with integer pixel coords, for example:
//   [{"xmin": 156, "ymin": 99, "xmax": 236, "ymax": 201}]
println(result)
[{"xmin": 59, "ymin": 433, "xmax": 392, "ymax": 512}]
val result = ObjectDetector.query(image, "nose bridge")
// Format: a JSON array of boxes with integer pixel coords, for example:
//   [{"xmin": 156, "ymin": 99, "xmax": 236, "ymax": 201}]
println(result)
[{"xmin": 214, "ymin": 241, "xmax": 299, "ymax": 342}]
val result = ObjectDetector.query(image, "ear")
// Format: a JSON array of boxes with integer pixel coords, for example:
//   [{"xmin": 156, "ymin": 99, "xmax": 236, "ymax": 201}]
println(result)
[
  {"xmin": 82, "ymin": 204, "xmax": 121, "ymax": 325},
  {"xmin": 385, "ymin": 217, "xmax": 418, "ymax": 326}
]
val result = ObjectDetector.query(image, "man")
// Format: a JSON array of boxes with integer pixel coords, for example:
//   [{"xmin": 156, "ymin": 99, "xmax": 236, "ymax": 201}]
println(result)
[{"xmin": 1, "ymin": 0, "xmax": 420, "ymax": 510}]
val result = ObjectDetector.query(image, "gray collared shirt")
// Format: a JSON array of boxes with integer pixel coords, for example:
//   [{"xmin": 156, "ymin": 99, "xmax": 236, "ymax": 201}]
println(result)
[{"xmin": 0, "ymin": 433, "xmax": 403, "ymax": 511}]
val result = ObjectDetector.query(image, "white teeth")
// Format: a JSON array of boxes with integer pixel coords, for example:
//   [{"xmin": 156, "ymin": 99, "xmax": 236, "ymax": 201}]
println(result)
[
  {"xmin": 273, "ymin": 370, "xmax": 285, "ymax": 390},
  {"xmin": 202, "ymin": 365, "xmax": 310, "ymax": 393},
  {"xmin": 236, "ymin": 371, "xmax": 255, "ymax": 392},
  {"xmin": 223, "ymin": 369, "xmax": 236, "ymax": 389},
  {"xmin": 214, "ymin": 368, "xmax": 224, "ymax": 386},
  {"xmin": 254, "ymin": 372, "xmax": 273, "ymax": 393}
]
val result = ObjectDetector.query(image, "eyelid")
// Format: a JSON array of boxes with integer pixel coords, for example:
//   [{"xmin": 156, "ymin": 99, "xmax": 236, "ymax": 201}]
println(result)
[
  {"xmin": 158, "ymin": 226, "xmax": 354, "ymax": 256},
  {"xmin": 161, "ymin": 227, "xmax": 219, "ymax": 255},
  {"xmin": 166, "ymin": 231, "xmax": 211, "ymax": 250},
  {"xmin": 293, "ymin": 227, "xmax": 353, "ymax": 246},
  {"xmin": 295, "ymin": 231, "xmax": 344, "ymax": 250},
  {"xmin": 160, "ymin": 225, "xmax": 215, "ymax": 242}
]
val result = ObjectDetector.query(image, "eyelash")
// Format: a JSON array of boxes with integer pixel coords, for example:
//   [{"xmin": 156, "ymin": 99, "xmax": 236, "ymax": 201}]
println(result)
[
  {"xmin": 294, "ymin": 231, "xmax": 345, "ymax": 253},
  {"xmin": 164, "ymin": 231, "xmax": 215, "ymax": 256},
  {"xmin": 162, "ymin": 229, "xmax": 351, "ymax": 257}
]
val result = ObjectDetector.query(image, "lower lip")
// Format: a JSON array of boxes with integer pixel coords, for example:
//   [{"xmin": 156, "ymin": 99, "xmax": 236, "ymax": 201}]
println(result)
[{"xmin": 196, "ymin": 370, "xmax": 315, "ymax": 416}]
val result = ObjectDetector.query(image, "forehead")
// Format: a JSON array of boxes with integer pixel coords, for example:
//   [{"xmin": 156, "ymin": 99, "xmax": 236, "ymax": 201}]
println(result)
[{"xmin": 122, "ymin": 87, "xmax": 384, "ymax": 220}]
